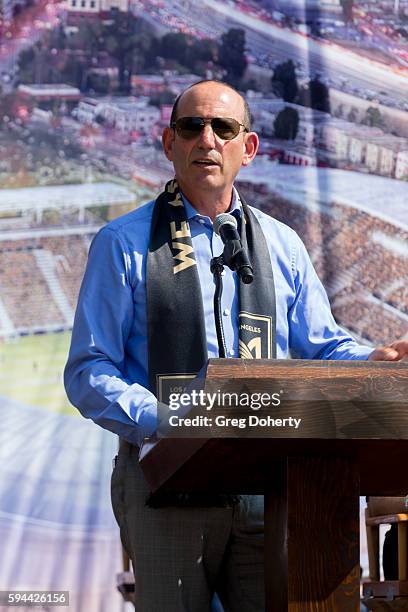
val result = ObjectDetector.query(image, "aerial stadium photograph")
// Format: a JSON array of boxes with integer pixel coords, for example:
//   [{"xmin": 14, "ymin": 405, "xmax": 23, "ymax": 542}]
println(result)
[{"xmin": 0, "ymin": 0, "xmax": 407, "ymax": 610}]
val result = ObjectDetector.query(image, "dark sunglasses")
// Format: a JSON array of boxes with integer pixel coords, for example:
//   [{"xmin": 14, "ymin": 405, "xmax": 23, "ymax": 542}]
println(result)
[{"xmin": 171, "ymin": 116, "xmax": 249, "ymax": 140}]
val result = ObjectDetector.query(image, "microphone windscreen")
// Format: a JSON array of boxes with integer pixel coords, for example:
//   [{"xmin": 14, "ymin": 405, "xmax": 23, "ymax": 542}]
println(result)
[{"xmin": 214, "ymin": 213, "xmax": 238, "ymax": 236}]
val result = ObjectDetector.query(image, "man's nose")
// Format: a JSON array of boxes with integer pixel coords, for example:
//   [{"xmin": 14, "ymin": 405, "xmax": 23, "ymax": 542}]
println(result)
[{"xmin": 197, "ymin": 124, "xmax": 216, "ymax": 148}]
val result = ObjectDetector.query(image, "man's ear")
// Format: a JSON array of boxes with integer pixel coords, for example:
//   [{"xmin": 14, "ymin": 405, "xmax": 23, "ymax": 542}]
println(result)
[
  {"xmin": 241, "ymin": 132, "xmax": 259, "ymax": 167},
  {"xmin": 162, "ymin": 127, "xmax": 174, "ymax": 161}
]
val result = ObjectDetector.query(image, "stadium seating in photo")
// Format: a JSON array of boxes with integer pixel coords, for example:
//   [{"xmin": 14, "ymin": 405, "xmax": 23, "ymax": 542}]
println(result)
[
  {"xmin": 0, "ymin": 234, "xmax": 93, "ymax": 335},
  {"xmin": 1, "ymin": 182, "xmax": 407, "ymax": 346},
  {"xmin": 238, "ymin": 181, "xmax": 408, "ymax": 347}
]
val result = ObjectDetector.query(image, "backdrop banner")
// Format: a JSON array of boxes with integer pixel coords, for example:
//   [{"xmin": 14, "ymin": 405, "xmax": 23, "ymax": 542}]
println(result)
[{"xmin": 0, "ymin": 1, "xmax": 407, "ymax": 609}]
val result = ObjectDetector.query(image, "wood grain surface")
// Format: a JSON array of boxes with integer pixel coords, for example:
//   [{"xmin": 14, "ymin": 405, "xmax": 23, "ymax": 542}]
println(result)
[{"xmin": 139, "ymin": 359, "xmax": 408, "ymax": 612}]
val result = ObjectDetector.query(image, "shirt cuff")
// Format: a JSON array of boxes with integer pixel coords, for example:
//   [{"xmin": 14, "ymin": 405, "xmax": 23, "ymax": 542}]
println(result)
[
  {"xmin": 337, "ymin": 345, "xmax": 375, "ymax": 360},
  {"xmin": 136, "ymin": 402, "xmax": 158, "ymax": 446}
]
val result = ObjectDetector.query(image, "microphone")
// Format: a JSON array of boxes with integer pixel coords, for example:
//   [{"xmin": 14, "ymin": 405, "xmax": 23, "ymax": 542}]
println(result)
[{"xmin": 214, "ymin": 213, "xmax": 254, "ymax": 284}]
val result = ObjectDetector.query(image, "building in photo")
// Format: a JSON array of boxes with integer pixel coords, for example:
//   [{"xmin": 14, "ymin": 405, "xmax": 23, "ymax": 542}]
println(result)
[{"xmin": 66, "ymin": 0, "xmax": 129, "ymax": 15}]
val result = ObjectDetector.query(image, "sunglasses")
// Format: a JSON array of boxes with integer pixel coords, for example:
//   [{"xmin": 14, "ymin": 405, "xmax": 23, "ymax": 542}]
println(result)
[{"xmin": 171, "ymin": 116, "xmax": 249, "ymax": 140}]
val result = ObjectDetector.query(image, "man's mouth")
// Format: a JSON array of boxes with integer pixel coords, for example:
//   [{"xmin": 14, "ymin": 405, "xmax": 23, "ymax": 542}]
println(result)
[{"xmin": 192, "ymin": 159, "xmax": 219, "ymax": 167}]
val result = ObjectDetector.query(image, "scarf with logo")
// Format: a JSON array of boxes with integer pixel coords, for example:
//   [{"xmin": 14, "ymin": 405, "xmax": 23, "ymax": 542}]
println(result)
[{"xmin": 145, "ymin": 178, "xmax": 277, "ymax": 507}]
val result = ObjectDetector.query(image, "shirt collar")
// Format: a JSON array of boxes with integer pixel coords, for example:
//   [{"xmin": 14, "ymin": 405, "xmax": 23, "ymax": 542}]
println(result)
[{"xmin": 181, "ymin": 186, "xmax": 243, "ymax": 222}]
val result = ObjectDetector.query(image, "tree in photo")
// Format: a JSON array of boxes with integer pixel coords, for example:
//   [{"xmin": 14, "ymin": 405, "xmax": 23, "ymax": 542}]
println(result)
[
  {"xmin": 104, "ymin": 12, "xmax": 155, "ymax": 92},
  {"xmin": 17, "ymin": 46, "xmax": 36, "ymax": 83},
  {"xmin": 66, "ymin": 20, "xmax": 103, "ymax": 90},
  {"xmin": 188, "ymin": 38, "xmax": 218, "ymax": 75},
  {"xmin": 363, "ymin": 106, "xmax": 385, "ymax": 129},
  {"xmin": 298, "ymin": 78, "xmax": 330, "ymax": 113},
  {"xmin": 271, "ymin": 59, "xmax": 298, "ymax": 103},
  {"xmin": 334, "ymin": 104, "xmax": 344, "ymax": 119},
  {"xmin": 219, "ymin": 28, "xmax": 247, "ymax": 85},
  {"xmin": 274, "ymin": 106, "xmax": 299, "ymax": 140},
  {"xmin": 310, "ymin": 78, "xmax": 330, "ymax": 113},
  {"xmin": 160, "ymin": 32, "xmax": 190, "ymax": 68},
  {"xmin": 340, "ymin": 0, "xmax": 354, "ymax": 23}
]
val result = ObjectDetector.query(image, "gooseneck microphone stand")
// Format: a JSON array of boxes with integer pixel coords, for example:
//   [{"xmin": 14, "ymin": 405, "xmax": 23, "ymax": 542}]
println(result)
[
  {"xmin": 211, "ymin": 213, "xmax": 254, "ymax": 358},
  {"xmin": 210, "ymin": 255, "xmax": 227, "ymax": 358}
]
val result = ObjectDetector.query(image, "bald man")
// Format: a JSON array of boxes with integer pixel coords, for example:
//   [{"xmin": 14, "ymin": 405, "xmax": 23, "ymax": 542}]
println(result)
[{"xmin": 65, "ymin": 80, "xmax": 408, "ymax": 612}]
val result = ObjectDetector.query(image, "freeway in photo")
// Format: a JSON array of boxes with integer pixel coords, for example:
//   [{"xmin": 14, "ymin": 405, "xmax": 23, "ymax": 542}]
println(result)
[
  {"xmin": 202, "ymin": 0, "xmax": 408, "ymax": 101},
  {"xmin": 148, "ymin": 0, "xmax": 408, "ymax": 110}
]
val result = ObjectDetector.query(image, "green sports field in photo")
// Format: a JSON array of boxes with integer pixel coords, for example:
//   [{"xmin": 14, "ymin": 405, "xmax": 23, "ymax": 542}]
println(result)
[{"xmin": 0, "ymin": 332, "xmax": 77, "ymax": 416}]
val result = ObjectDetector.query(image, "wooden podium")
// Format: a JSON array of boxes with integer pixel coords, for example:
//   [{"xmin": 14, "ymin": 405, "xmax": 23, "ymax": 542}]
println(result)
[{"xmin": 140, "ymin": 359, "xmax": 408, "ymax": 612}]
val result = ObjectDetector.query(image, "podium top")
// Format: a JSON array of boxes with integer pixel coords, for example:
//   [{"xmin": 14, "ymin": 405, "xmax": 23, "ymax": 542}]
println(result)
[
  {"xmin": 140, "ymin": 359, "xmax": 408, "ymax": 496},
  {"xmin": 203, "ymin": 356, "xmax": 408, "ymax": 379}
]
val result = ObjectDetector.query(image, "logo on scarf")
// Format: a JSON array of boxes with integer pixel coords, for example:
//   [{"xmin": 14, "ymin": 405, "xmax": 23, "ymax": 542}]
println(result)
[
  {"xmin": 167, "ymin": 179, "xmax": 183, "ymax": 207},
  {"xmin": 170, "ymin": 220, "xmax": 196, "ymax": 274},
  {"xmin": 238, "ymin": 312, "xmax": 273, "ymax": 359}
]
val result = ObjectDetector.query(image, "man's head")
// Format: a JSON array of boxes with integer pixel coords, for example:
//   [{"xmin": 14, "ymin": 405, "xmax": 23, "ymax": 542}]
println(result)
[
  {"xmin": 169, "ymin": 80, "xmax": 252, "ymax": 132},
  {"xmin": 162, "ymin": 80, "xmax": 259, "ymax": 214}
]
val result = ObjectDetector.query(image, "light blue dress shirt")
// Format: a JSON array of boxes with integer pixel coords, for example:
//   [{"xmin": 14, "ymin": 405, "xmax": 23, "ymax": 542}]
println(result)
[{"xmin": 64, "ymin": 189, "xmax": 373, "ymax": 446}]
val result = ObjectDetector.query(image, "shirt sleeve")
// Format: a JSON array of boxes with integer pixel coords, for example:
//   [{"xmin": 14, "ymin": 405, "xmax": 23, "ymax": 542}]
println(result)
[
  {"xmin": 288, "ymin": 237, "xmax": 374, "ymax": 361},
  {"xmin": 64, "ymin": 226, "xmax": 157, "ymax": 447}
]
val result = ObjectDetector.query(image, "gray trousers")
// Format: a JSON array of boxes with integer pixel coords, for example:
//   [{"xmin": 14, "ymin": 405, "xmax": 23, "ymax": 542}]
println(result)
[{"xmin": 111, "ymin": 442, "xmax": 265, "ymax": 612}]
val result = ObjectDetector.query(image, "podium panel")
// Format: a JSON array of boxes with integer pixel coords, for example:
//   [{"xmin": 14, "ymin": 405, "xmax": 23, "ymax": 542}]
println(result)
[{"xmin": 140, "ymin": 359, "xmax": 408, "ymax": 611}]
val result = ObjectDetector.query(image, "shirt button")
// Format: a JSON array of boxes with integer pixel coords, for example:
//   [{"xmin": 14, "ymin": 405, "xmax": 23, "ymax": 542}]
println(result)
[
  {"xmin": 229, "ymin": 348, "xmax": 235, "ymax": 356},
  {"xmin": 198, "ymin": 218, "xmax": 205, "ymax": 224},
  {"xmin": 223, "ymin": 308, "xmax": 230, "ymax": 317}
]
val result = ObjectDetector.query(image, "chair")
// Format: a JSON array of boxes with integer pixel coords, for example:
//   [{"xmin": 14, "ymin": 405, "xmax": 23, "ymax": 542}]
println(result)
[
  {"xmin": 363, "ymin": 497, "xmax": 408, "ymax": 605},
  {"xmin": 116, "ymin": 547, "xmax": 135, "ymax": 605}
]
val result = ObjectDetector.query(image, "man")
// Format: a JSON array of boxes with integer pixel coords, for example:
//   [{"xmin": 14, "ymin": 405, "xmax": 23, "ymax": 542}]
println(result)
[{"xmin": 64, "ymin": 80, "xmax": 408, "ymax": 612}]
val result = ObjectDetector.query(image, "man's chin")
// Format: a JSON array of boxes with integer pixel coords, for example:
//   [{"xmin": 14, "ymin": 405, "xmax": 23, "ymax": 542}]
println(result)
[
  {"xmin": 194, "ymin": 174, "xmax": 222, "ymax": 189},
  {"xmin": 176, "ymin": 174, "xmax": 227, "ymax": 198}
]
